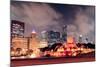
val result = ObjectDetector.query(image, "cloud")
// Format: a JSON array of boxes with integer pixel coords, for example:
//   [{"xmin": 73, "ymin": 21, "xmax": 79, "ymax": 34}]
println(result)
[
  {"xmin": 11, "ymin": 2, "xmax": 62, "ymax": 36},
  {"xmin": 66, "ymin": 6, "xmax": 95, "ymax": 42},
  {"xmin": 11, "ymin": 1, "xmax": 95, "ymax": 42}
]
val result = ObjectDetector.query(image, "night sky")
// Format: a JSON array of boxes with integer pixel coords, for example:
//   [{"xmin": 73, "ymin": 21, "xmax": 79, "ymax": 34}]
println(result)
[{"xmin": 11, "ymin": 1, "xmax": 95, "ymax": 43}]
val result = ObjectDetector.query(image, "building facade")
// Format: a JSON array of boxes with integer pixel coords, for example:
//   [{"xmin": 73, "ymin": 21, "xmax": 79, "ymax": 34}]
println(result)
[{"xmin": 11, "ymin": 20, "xmax": 25, "ymax": 37}]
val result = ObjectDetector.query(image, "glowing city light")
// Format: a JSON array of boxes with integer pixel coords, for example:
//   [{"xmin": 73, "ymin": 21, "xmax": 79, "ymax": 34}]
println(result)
[{"xmin": 32, "ymin": 29, "xmax": 36, "ymax": 34}]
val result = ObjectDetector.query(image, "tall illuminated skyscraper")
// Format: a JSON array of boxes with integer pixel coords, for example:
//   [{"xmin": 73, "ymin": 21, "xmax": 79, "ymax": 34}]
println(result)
[
  {"xmin": 41, "ymin": 30, "xmax": 47, "ymax": 40},
  {"xmin": 11, "ymin": 20, "xmax": 24, "ymax": 37},
  {"xmin": 31, "ymin": 29, "xmax": 37, "ymax": 38},
  {"xmin": 79, "ymin": 35, "xmax": 83, "ymax": 43},
  {"xmin": 62, "ymin": 25, "xmax": 67, "ymax": 42}
]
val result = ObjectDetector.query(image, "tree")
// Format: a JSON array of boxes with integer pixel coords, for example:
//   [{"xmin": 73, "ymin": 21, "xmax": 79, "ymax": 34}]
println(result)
[{"xmin": 16, "ymin": 48, "xmax": 22, "ymax": 56}]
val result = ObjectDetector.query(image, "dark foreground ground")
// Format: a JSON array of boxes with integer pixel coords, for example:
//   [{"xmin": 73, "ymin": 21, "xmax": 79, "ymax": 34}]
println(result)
[{"xmin": 11, "ymin": 52, "xmax": 95, "ymax": 67}]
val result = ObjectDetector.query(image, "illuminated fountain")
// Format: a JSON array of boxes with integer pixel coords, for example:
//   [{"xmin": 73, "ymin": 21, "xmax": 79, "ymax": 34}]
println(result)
[{"xmin": 43, "ymin": 36, "xmax": 95, "ymax": 57}]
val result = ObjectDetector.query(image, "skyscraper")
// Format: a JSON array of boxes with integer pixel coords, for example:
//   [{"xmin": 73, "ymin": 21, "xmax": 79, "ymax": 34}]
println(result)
[
  {"xmin": 47, "ymin": 30, "xmax": 60, "ymax": 45},
  {"xmin": 79, "ymin": 35, "xmax": 83, "ymax": 43},
  {"xmin": 41, "ymin": 30, "xmax": 47, "ymax": 40},
  {"xmin": 62, "ymin": 25, "xmax": 67, "ymax": 42},
  {"xmin": 31, "ymin": 29, "xmax": 37, "ymax": 38},
  {"xmin": 11, "ymin": 20, "xmax": 25, "ymax": 37}
]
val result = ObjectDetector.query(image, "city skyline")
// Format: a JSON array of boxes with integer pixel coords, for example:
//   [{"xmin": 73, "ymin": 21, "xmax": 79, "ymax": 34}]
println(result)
[{"xmin": 11, "ymin": 1, "xmax": 95, "ymax": 43}]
